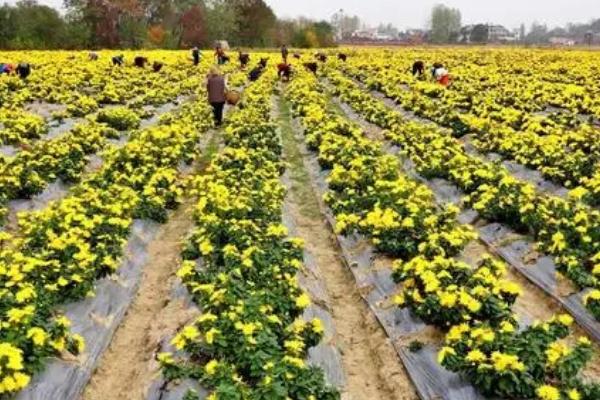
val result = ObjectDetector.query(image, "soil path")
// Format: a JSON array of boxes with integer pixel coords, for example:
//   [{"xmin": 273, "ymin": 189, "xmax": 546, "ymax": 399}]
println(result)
[
  {"xmin": 325, "ymin": 82, "xmax": 600, "ymax": 383},
  {"xmin": 82, "ymin": 199, "xmax": 198, "ymax": 400},
  {"xmin": 81, "ymin": 131, "xmax": 220, "ymax": 400},
  {"xmin": 277, "ymin": 95, "xmax": 418, "ymax": 400}
]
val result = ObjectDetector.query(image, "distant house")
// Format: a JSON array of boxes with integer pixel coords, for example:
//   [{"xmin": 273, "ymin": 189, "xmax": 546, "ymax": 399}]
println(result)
[
  {"xmin": 351, "ymin": 29, "xmax": 376, "ymax": 40},
  {"xmin": 460, "ymin": 24, "xmax": 517, "ymax": 43},
  {"xmin": 374, "ymin": 33, "xmax": 394, "ymax": 41},
  {"xmin": 549, "ymin": 37, "xmax": 576, "ymax": 46},
  {"xmin": 400, "ymin": 29, "xmax": 427, "ymax": 44},
  {"xmin": 488, "ymin": 25, "xmax": 517, "ymax": 42}
]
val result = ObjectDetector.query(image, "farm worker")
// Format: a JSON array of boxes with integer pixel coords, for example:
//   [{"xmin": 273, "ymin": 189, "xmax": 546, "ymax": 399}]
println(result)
[
  {"xmin": 192, "ymin": 47, "xmax": 200, "ymax": 66},
  {"xmin": 412, "ymin": 60, "xmax": 425, "ymax": 76},
  {"xmin": 277, "ymin": 63, "xmax": 292, "ymax": 81},
  {"xmin": 89, "ymin": 51, "xmax": 99, "ymax": 61},
  {"xmin": 248, "ymin": 65, "xmax": 263, "ymax": 82},
  {"xmin": 259, "ymin": 58, "xmax": 268, "ymax": 68},
  {"xmin": 206, "ymin": 66, "xmax": 227, "ymax": 127},
  {"xmin": 215, "ymin": 45, "xmax": 229, "ymax": 65},
  {"xmin": 134, "ymin": 56, "xmax": 148, "ymax": 68},
  {"xmin": 338, "ymin": 53, "xmax": 348, "ymax": 62},
  {"xmin": 16, "ymin": 63, "xmax": 30, "ymax": 79},
  {"xmin": 281, "ymin": 44, "xmax": 289, "ymax": 63},
  {"xmin": 238, "ymin": 51, "xmax": 250, "ymax": 69},
  {"xmin": 112, "ymin": 55, "xmax": 124, "ymax": 66},
  {"xmin": 153, "ymin": 61, "xmax": 164, "ymax": 72},
  {"xmin": 432, "ymin": 63, "xmax": 450, "ymax": 86},
  {"xmin": 304, "ymin": 62, "xmax": 318, "ymax": 75},
  {"xmin": 0, "ymin": 63, "xmax": 15, "ymax": 74}
]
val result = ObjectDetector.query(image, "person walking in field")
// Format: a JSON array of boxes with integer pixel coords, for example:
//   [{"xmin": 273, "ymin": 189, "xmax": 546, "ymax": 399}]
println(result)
[
  {"xmin": 281, "ymin": 44, "xmax": 289, "ymax": 63},
  {"xmin": 192, "ymin": 47, "xmax": 201, "ymax": 66},
  {"xmin": 206, "ymin": 66, "xmax": 227, "ymax": 127},
  {"xmin": 432, "ymin": 62, "xmax": 450, "ymax": 86}
]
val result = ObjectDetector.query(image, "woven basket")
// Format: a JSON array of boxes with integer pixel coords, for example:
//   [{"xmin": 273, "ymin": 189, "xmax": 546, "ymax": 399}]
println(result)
[{"xmin": 225, "ymin": 90, "xmax": 241, "ymax": 105}]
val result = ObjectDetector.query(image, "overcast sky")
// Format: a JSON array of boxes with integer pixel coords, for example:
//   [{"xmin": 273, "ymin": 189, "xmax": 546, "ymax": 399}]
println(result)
[{"xmin": 4, "ymin": 0, "xmax": 598, "ymax": 30}]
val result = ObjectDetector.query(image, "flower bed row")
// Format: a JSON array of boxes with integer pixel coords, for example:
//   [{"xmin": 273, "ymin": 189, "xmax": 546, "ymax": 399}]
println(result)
[
  {"xmin": 324, "ymin": 68, "xmax": 600, "ymax": 318},
  {"xmin": 0, "ymin": 51, "xmax": 210, "ymax": 111},
  {"xmin": 338, "ymin": 57, "xmax": 600, "ymax": 205},
  {"xmin": 158, "ymin": 70, "xmax": 339, "ymax": 399},
  {"xmin": 0, "ymin": 102, "xmax": 171, "ymax": 226},
  {"xmin": 0, "ymin": 108, "xmax": 48, "ymax": 145},
  {"xmin": 0, "ymin": 121, "xmax": 119, "ymax": 223},
  {"xmin": 0, "ymin": 58, "xmax": 234, "ymax": 226},
  {"xmin": 0, "ymin": 90, "xmax": 213, "ymax": 395},
  {"xmin": 341, "ymin": 49, "xmax": 599, "ymax": 123},
  {"xmin": 286, "ymin": 69, "xmax": 600, "ymax": 400}
]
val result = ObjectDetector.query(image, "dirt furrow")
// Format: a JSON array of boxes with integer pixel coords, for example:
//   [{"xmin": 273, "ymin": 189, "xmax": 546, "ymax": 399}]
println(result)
[
  {"xmin": 82, "ymin": 131, "xmax": 220, "ymax": 400},
  {"xmin": 276, "ymin": 95, "xmax": 418, "ymax": 400},
  {"xmin": 81, "ymin": 198, "xmax": 198, "ymax": 400},
  {"xmin": 326, "ymin": 83, "xmax": 600, "ymax": 382}
]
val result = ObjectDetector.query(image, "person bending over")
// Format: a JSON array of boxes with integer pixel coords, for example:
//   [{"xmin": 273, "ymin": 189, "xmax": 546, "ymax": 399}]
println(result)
[
  {"xmin": 134, "ymin": 56, "xmax": 148, "ymax": 68},
  {"xmin": 304, "ymin": 62, "xmax": 318, "ymax": 75},
  {"xmin": 249, "ymin": 65, "xmax": 263, "ymax": 82},
  {"xmin": 238, "ymin": 52, "xmax": 250, "ymax": 69},
  {"xmin": 412, "ymin": 60, "xmax": 425, "ymax": 76},
  {"xmin": 112, "ymin": 55, "xmax": 124, "ymax": 66},
  {"xmin": 16, "ymin": 63, "xmax": 30, "ymax": 79},
  {"xmin": 431, "ymin": 62, "xmax": 450, "ymax": 86},
  {"xmin": 277, "ymin": 63, "xmax": 292, "ymax": 81}
]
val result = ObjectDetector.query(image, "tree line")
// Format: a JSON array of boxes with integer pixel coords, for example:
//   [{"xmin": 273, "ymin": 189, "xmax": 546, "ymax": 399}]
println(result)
[{"xmin": 0, "ymin": 0, "xmax": 336, "ymax": 49}]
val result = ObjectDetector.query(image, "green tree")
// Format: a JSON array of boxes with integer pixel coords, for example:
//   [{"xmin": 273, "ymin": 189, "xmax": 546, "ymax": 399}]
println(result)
[
  {"xmin": 228, "ymin": 0, "xmax": 276, "ymax": 47},
  {"xmin": 119, "ymin": 14, "xmax": 147, "ymax": 48},
  {"xmin": 204, "ymin": 0, "xmax": 238, "ymax": 46},
  {"xmin": 5, "ymin": 0, "xmax": 67, "ymax": 49},
  {"xmin": 0, "ymin": 5, "xmax": 17, "ymax": 48},
  {"xmin": 313, "ymin": 21, "xmax": 335, "ymax": 47},
  {"xmin": 524, "ymin": 22, "xmax": 548, "ymax": 44},
  {"xmin": 429, "ymin": 4, "xmax": 461, "ymax": 43}
]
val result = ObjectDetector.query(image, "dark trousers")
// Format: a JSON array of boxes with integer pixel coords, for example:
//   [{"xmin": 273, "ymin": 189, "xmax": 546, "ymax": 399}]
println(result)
[{"xmin": 211, "ymin": 102, "xmax": 225, "ymax": 126}]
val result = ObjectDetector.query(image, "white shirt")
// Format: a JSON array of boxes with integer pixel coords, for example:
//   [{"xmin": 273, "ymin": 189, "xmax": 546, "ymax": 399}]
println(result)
[{"xmin": 434, "ymin": 68, "xmax": 449, "ymax": 79}]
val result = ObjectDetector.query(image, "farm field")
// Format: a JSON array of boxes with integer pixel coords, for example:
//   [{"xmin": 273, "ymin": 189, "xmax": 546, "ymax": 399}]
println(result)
[{"xmin": 1, "ymin": 48, "xmax": 600, "ymax": 400}]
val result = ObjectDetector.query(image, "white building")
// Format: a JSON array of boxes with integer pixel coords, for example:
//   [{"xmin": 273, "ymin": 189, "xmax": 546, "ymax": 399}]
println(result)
[
  {"xmin": 488, "ymin": 25, "xmax": 517, "ymax": 42},
  {"xmin": 549, "ymin": 37, "xmax": 576, "ymax": 46}
]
